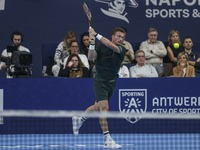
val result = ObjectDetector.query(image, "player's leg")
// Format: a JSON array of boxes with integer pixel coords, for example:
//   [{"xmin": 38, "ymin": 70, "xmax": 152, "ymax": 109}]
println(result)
[
  {"xmin": 72, "ymin": 101, "xmax": 100, "ymax": 136},
  {"xmin": 97, "ymin": 100, "xmax": 121, "ymax": 149}
]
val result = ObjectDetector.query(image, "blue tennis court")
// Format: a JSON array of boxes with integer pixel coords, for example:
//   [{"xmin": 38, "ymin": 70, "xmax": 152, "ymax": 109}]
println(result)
[{"xmin": 0, "ymin": 133, "xmax": 199, "ymax": 150}]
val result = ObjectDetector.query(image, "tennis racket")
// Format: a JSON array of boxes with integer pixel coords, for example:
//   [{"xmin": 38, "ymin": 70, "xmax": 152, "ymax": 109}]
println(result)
[{"xmin": 83, "ymin": 1, "xmax": 92, "ymax": 27}]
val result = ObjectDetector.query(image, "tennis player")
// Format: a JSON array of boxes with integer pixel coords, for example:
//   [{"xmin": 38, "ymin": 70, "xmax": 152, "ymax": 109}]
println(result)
[{"xmin": 72, "ymin": 27, "xmax": 127, "ymax": 149}]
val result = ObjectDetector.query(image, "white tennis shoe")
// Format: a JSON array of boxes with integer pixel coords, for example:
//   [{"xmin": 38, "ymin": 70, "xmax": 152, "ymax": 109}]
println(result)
[
  {"xmin": 72, "ymin": 116, "xmax": 82, "ymax": 136},
  {"xmin": 104, "ymin": 138, "xmax": 121, "ymax": 149}
]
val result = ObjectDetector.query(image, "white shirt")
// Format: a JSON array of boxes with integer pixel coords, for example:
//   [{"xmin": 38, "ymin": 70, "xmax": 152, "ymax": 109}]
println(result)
[
  {"xmin": 63, "ymin": 54, "xmax": 90, "ymax": 69},
  {"xmin": 139, "ymin": 40, "xmax": 167, "ymax": 64},
  {"xmin": 118, "ymin": 65, "xmax": 130, "ymax": 78},
  {"xmin": 130, "ymin": 64, "xmax": 158, "ymax": 77}
]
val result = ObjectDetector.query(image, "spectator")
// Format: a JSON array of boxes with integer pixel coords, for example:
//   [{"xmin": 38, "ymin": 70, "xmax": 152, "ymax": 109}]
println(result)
[
  {"xmin": 80, "ymin": 32, "xmax": 90, "ymax": 56},
  {"xmin": 52, "ymin": 31, "xmax": 76, "ymax": 76},
  {"xmin": 139, "ymin": 27, "xmax": 167, "ymax": 76},
  {"xmin": 0, "ymin": 31, "xmax": 31, "ymax": 78},
  {"xmin": 80, "ymin": 32, "xmax": 96, "ymax": 77},
  {"xmin": 118, "ymin": 64, "xmax": 130, "ymax": 78},
  {"xmin": 183, "ymin": 36, "xmax": 200, "ymax": 77},
  {"xmin": 58, "ymin": 53, "xmax": 89, "ymax": 78},
  {"xmin": 130, "ymin": 50, "xmax": 158, "ymax": 77},
  {"xmin": 173, "ymin": 52, "xmax": 195, "ymax": 77},
  {"xmin": 167, "ymin": 30, "xmax": 184, "ymax": 67},
  {"xmin": 121, "ymin": 27, "xmax": 134, "ymax": 65},
  {"xmin": 63, "ymin": 41, "xmax": 89, "ymax": 70}
]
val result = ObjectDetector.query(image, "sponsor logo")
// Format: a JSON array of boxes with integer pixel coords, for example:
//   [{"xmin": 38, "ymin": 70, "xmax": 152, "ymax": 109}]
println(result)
[
  {"xmin": 119, "ymin": 89, "xmax": 147, "ymax": 124},
  {"xmin": 95, "ymin": 0, "xmax": 138, "ymax": 23}
]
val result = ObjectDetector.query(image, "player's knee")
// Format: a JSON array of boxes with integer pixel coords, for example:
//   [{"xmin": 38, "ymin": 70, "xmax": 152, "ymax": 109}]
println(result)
[{"xmin": 100, "ymin": 106, "xmax": 109, "ymax": 112}]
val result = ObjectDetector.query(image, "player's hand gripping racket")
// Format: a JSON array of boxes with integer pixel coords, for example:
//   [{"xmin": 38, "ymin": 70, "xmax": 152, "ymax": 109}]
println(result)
[{"xmin": 83, "ymin": 1, "xmax": 92, "ymax": 28}]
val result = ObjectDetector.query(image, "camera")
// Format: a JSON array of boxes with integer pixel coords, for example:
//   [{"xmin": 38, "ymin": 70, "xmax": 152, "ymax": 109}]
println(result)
[{"xmin": 6, "ymin": 46, "xmax": 33, "ymax": 78}]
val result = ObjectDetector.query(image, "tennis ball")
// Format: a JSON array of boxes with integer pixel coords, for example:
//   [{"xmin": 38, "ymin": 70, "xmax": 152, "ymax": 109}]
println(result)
[{"xmin": 173, "ymin": 43, "xmax": 179, "ymax": 49}]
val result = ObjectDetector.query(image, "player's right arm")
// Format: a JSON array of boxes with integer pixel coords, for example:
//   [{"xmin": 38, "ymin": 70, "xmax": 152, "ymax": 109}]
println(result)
[
  {"xmin": 88, "ymin": 32, "xmax": 97, "ymax": 61},
  {"xmin": 89, "ymin": 27, "xmax": 121, "ymax": 54}
]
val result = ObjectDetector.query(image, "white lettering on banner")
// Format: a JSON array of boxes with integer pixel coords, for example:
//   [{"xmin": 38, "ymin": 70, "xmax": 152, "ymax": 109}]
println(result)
[
  {"xmin": 146, "ymin": 0, "xmax": 200, "ymax": 6},
  {"xmin": 152, "ymin": 97, "xmax": 200, "ymax": 107},
  {"xmin": 145, "ymin": 0, "xmax": 200, "ymax": 18},
  {"xmin": 146, "ymin": 9, "xmax": 190, "ymax": 18},
  {"xmin": 122, "ymin": 92, "xmax": 144, "ymax": 97},
  {"xmin": 152, "ymin": 96, "xmax": 200, "ymax": 114},
  {"xmin": 0, "ymin": 0, "xmax": 5, "ymax": 10},
  {"xmin": 0, "ymin": 89, "xmax": 3, "ymax": 124}
]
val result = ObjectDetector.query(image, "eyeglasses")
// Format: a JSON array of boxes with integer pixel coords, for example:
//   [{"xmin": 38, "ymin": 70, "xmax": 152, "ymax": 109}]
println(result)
[
  {"xmin": 136, "ymin": 56, "xmax": 145, "ymax": 58},
  {"xmin": 71, "ymin": 46, "xmax": 78, "ymax": 48},
  {"xmin": 71, "ymin": 60, "xmax": 78, "ymax": 62}
]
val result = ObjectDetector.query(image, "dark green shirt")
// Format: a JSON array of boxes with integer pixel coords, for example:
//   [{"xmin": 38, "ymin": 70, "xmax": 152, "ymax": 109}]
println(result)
[{"xmin": 95, "ymin": 43, "xmax": 126, "ymax": 81}]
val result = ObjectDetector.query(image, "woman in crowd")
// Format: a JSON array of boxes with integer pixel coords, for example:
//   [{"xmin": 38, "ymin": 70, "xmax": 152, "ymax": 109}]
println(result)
[
  {"xmin": 80, "ymin": 32, "xmax": 96, "ymax": 77},
  {"xmin": 173, "ymin": 52, "xmax": 195, "ymax": 77},
  {"xmin": 52, "ymin": 31, "xmax": 76, "ymax": 76},
  {"xmin": 80, "ymin": 32, "xmax": 90, "ymax": 56},
  {"xmin": 58, "ymin": 53, "xmax": 89, "ymax": 78},
  {"xmin": 167, "ymin": 30, "xmax": 184, "ymax": 67}
]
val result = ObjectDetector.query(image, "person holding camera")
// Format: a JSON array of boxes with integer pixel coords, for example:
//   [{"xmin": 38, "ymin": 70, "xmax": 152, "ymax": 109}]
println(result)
[{"xmin": 0, "ymin": 31, "xmax": 30, "ymax": 78}]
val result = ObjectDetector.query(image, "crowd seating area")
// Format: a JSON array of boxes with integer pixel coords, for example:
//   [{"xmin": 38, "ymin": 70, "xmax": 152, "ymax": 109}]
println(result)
[{"xmin": 41, "ymin": 41, "xmax": 200, "ymax": 77}]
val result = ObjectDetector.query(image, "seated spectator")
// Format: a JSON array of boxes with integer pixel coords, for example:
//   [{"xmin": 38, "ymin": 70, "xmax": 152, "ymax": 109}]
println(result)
[
  {"xmin": 58, "ymin": 53, "xmax": 89, "ymax": 78},
  {"xmin": 173, "ymin": 52, "xmax": 195, "ymax": 77},
  {"xmin": 121, "ymin": 27, "xmax": 134, "ymax": 65},
  {"xmin": 0, "ymin": 31, "xmax": 31, "ymax": 78},
  {"xmin": 139, "ymin": 27, "xmax": 167, "ymax": 76},
  {"xmin": 80, "ymin": 32, "xmax": 96, "ymax": 76},
  {"xmin": 130, "ymin": 50, "xmax": 158, "ymax": 77},
  {"xmin": 63, "ymin": 41, "xmax": 89, "ymax": 70},
  {"xmin": 118, "ymin": 64, "xmax": 130, "ymax": 78},
  {"xmin": 183, "ymin": 36, "xmax": 200, "ymax": 77},
  {"xmin": 52, "ymin": 31, "xmax": 76, "ymax": 76},
  {"xmin": 80, "ymin": 32, "xmax": 90, "ymax": 56},
  {"xmin": 167, "ymin": 30, "xmax": 184, "ymax": 67}
]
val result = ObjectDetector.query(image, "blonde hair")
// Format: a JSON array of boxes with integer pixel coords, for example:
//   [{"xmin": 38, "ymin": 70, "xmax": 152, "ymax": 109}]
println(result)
[
  {"xmin": 168, "ymin": 30, "xmax": 181, "ymax": 46},
  {"xmin": 63, "ymin": 31, "xmax": 76, "ymax": 52},
  {"xmin": 177, "ymin": 52, "xmax": 189, "ymax": 66}
]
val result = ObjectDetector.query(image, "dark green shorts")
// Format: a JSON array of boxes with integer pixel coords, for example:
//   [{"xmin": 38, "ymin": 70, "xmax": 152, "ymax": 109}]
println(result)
[{"xmin": 93, "ymin": 80, "xmax": 116, "ymax": 102}]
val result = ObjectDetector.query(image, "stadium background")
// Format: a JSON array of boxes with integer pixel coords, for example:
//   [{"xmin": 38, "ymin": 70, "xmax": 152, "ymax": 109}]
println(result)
[{"xmin": 0, "ymin": 0, "xmax": 200, "ymax": 77}]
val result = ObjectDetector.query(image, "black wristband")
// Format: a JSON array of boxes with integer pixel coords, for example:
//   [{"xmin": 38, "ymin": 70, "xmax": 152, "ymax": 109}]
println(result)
[{"xmin": 95, "ymin": 33, "xmax": 98, "ymax": 37}]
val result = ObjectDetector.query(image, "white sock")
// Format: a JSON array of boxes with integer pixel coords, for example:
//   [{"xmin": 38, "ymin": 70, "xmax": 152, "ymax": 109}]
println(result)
[
  {"xmin": 103, "ymin": 131, "xmax": 112, "ymax": 140},
  {"xmin": 80, "ymin": 116, "xmax": 87, "ymax": 123}
]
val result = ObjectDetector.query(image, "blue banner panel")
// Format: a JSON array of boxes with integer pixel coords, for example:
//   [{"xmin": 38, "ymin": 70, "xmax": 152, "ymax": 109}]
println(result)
[{"xmin": 0, "ymin": 78, "xmax": 199, "ymax": 134}]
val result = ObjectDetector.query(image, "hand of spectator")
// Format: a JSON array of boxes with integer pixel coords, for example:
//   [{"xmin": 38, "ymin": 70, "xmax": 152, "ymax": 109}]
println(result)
[
  {"xmin": 137, "ymin": 74, "xmax": 143, "ymax": 77},
  {"xmin": 68, "ymin": 61, "xmax": 73, "ymax": 67},
  {"xmin": 123, "ymin": 74, "xmax": 128, "ymax": 77},
  {"xmin": 147, "ymin": 50, "xmax": 151, "ymax": 53},
  {"xmin": 197, "ymin": 58, "xmax": 200, "ymax": 62},
  {"xmin": 125, "ymin": 51, "xmax": 130, "ymax": 57},
  {"xmin": 1, "ymin": 64, "xmax": 8, "ymax": 70}
]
